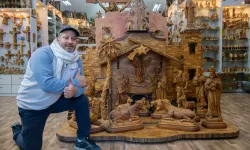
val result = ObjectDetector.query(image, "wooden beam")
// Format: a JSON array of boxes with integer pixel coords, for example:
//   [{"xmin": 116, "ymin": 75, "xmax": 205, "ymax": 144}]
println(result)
[{"xmin": 86, "ymin": 0, "xmax": 129, "ymax": 3}]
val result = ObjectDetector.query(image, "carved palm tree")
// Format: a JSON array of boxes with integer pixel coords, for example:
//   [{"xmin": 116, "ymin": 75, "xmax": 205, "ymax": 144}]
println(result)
[{"xmin": 98, "ymin": 37, "xmax": 121, "ymax": 120}]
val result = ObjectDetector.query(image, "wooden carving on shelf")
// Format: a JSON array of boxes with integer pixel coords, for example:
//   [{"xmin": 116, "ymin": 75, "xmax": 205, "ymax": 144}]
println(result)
[
  {"xmin": 24, "ymin": 49, "xmax": 31, "ymax": 59},
  {"xmin": 17, "ymin": 40, "xmax": 25, "ymax": 54},
  {"xmin": 202, "ymin": 66, "xmax": 227, "ymax": 129},
  {"xmin": 9, "ymin": 27, "xmax": 21, "ymax": 50},
  {"xmin": 14, "ymin": 14, "xmax": 25, "ymax": 28},
  {"xmin": 4, "ymin": 51, "xmax": 15, "ymax": 62},
  {"xmin": 128, "ymin": 44, "xmax": 152, "ymax": 83},
  {"xmin": 97, "ymin": 0, "xmax": 131, "ymax": 12},
  {"xmin": 0, "ymin": 29, "xmax": 6, "ymax": 47},
  {"xmin": 5, "ymin": 42, "xmax": 11, "ymax": 49},
  {"xmin": 22, "ymin": 26, "xmax": 30, "ymax": 42},
  {"xmin": 0, "ymin": 13, "xmax": 10, "ymax": 25},
  {"xmin": 185, "ymin": 0, "xmax": 196, "ymax": 29},
  {"xmin": 14, "ymin": 50, "xmax": 24, "ymax": 66},
  {"xmin": 26, "ymin": 15, "xmax": 30, "ymax": 24},
  {"xmin": 0, "ymin": 56, "xmax": 4, "ymax": 62}
]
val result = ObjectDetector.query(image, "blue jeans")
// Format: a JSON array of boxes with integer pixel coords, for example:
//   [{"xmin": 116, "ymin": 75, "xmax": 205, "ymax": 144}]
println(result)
[{"xmin": 14, "ymin": 94, "xmax": 90, "ymax": 150}]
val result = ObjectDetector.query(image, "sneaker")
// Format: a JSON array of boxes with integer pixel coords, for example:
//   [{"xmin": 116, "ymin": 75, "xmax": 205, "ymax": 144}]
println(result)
[
  {"xmin": 74, "ymin": 137, "xmax": 101, "ymax": 150},
  {"xmin": 11, "ymin": 122, "xmax": 22, "ymax": 134}
]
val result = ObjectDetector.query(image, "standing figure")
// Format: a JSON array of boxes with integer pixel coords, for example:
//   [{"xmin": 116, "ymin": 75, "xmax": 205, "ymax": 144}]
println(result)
[
  {"xmin": 204, "ymin": 66, "xmax": 222, "ymax": 118},
  {"xmin": 173, "ymin": 69, "xmax": 188, "ymax": 108},
  {"xmin": 193, "ymin": 66, "xmax": 207, "ymax": 109},
  {"xmin": 185, "ymin": 0, "xmax": 196, "ymax": 29},
  {"xmin": 117, "ymin": 75, "xmax": 130, "ymax": 105},
  {"xmin": 97, "ymin": 0, "xmax": 131, "ymax": 12},
  {"xmin": 130, "ymin": 55, "xmax": 152, "ymax": 83},
  {"xmin": 172, "ymin": 25, "xmax": 181, "ymax": 45},
  {"xmin": 151, "ymin": 67, "xmax": 168, "ymax": 100}
]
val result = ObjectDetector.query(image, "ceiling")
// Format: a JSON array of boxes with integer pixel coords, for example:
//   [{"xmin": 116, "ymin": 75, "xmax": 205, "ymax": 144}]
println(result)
[{"xmin": 61, "ymin": 0, "xmax": 166, "ymax": 19}]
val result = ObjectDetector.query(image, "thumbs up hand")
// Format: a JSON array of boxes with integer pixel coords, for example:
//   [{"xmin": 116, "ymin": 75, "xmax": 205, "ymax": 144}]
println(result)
[
  {"xmin": 75, "ymin": 68, "xmax": 86, "ymax": 87},
  {"xmin": 64, "ymin": 78, "xmax": 77, "ymax": 98}
]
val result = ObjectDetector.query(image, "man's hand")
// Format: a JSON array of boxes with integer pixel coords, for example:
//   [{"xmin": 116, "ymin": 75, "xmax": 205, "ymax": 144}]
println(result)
[
  {"xmin": 64, "ymin": 78, "xmax": 78, "ymax": 98},
  {"xmin": 75, "ymin": 69, "xmax": 86, "ymax": 87}
]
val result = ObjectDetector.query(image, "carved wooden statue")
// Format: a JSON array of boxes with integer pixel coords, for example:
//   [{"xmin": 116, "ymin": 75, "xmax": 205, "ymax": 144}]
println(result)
[
  {"xmin": 150, "ymin": 67, "xmax": 168, "ymax": 100},
  {"xmin": 173, "ymin": 69, "xmax": 187, "ymax": 108},
  {"xmin": 157, "ymin": 98, "xmax": 200, "ymax": 132},
  {"xmin": 185, "ymin": 0, "xmax": 196, "ymax": 29},
  {"xmin": 130, "ymin": 55, "xmax": 152, "ymax": 83},
  {"xmin": 108, "ymin": 98, "xmax": 144, "ymax": 124},
  {"xmin": 172, "ymin": 26, "xmax": 181, "ymax": 45},
  {"xmin": 178, "ymin": 94, "xmax": 196, "ymax": 111},
  {"xmin": 117, "ymin": 75, "xmax": 130, "ymax": 105},
  {"xmin": 97, "ymin": 0, "xmax": 131, "ymax": 12},
  {"xmin": 192, "ymin": 66, "xmax": 207, "ymax": 110},
  {"xmin": 151, "ymin": 99, "xmax": 171, "ymax": 119},
  {"xmin": 202, "ymin": 66, "xmax": 227, "ymax": 129},
  {"xmin": 127, "ymin": 17, "xmax": 133, "ymax": 31},
  {"xmin": 204, "ymin": 66, "xmax": 222, "ymax": 118},
  {"xmin": 128, "ymin": 45, "xmax": 152, "ymax": 83}
]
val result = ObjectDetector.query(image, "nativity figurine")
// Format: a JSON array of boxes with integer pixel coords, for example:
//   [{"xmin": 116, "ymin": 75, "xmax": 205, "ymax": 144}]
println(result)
[
  {"xmin": 97, "ymin": 0, "xmax": 131, "ymax": 13},
  {"xmin": 185, "ymin": 0, "xmax": 196, "ymax": 29}
]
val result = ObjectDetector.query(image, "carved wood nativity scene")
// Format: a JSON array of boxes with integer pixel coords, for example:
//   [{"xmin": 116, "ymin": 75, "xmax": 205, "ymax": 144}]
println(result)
[{"xmin": 56, "ymin": 0, "xmax": 239, "ymax": 143}]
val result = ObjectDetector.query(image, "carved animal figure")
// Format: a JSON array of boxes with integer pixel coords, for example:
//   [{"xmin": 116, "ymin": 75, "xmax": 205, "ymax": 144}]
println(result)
[
  {"xmin": 179, "ymin": 94, "xmax": 196, "ymax": 111},
  {"xmin": 108, "ymin": 99, "xmax": 145, "ymax": 124},
  {"xmin": 161, "ymin": 100, "xmax": 199, "ymax": 122}
]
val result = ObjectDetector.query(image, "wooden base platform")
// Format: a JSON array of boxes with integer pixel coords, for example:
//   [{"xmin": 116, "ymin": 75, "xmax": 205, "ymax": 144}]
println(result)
[{"xmin": 56, "ymin": 117, "xmax": 239, "ymax": 143}]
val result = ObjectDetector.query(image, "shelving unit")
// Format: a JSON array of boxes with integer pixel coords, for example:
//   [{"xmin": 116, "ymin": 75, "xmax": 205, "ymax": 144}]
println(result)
[
  {"xmin": 222, "ymin": 6, "xmax": 250, "ymax": 73},
  {"xmin": 36, "ymin": 0, "xmax": 48, "ymax": 47},
  {"xmin": 47, "ymin": 3, "xmax": 62, "ymax": 44},
  {"xmin": 0, "ymin": 7, "xmax": 37, "ymax": 95},
  {"xmin": 194, "ymin": 0, "xmax": 221, "ymax": 71},
  {"xmin": 36, "ymin": 1, "xmax": 62, "ymax": 46}
]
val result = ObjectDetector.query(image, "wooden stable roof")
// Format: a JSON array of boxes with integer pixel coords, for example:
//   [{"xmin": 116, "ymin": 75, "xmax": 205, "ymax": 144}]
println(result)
[{"xmin": 99, "ymin": 33, "xmax": 181, "ymax": 66}]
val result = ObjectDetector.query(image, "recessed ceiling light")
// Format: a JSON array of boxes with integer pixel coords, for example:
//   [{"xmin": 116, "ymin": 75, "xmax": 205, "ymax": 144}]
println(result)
[
  {"xmin": 16, "ymin": 10, "xmax": 19, "ymax": 11},
  {"xmin": 49, "ymin": 6, "xmax": 51, "ymax": 7},
  {"xmin": 1, "ymin": 9, "xmax": 4, "ymax": 11}
]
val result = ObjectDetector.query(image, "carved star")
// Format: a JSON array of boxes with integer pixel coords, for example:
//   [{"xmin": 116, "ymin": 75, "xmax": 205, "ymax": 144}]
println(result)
[
  {"xmin": 96, "ymin": 10, "xmax": 102, "ymax": 18},
  {"xmin": 136, "ymin": 44, "xmax": 148, "ymax": 56}
]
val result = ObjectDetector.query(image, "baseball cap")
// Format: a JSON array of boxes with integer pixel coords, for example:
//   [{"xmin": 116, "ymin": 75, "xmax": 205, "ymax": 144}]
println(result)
[{"xmin": 59, "ymin": 26, "xmax": 80, "ymax": 37}]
